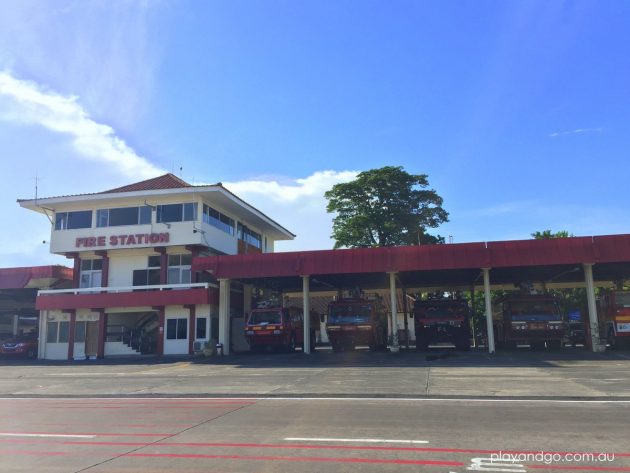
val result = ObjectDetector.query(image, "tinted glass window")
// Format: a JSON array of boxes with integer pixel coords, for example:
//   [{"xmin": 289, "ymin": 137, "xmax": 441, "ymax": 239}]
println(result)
[
  {"xmin": 196, "ymin": 317, "xmax": 207, "ymax": 339},
  {"xmin": 183, "ymin": 203, "xmax": 197, "ymax": 221},
  {"xmin": 139, "ymin": 206, "xmax": 152, "ymax": 224},
  {"xmin": 157, "ymin": 204, "xmax": 182, "ymax": 223},
  {"xmin": 58, "ymin": 321, "xmax": 69, "ymax": 343},
  {"xmin": 166, "ymin": 319, "xmax": 177, "ymax": 339},
  {"xmin": 148, "ymin": 256, "xmax": 161, "ymax": 268},
  {"xmin": 67, "ymin": 211, "xmax": 92, "ymax": 229},
  {"xmin": 75, "ymin": 321, "xmax": 86, "ymax": 343},
  {"xmin": 176, "ymin": 319, "xmax": 188, "ymax": 339},
  {"xmin": 96, "ymin": 209, "xmax": 108, "ymax": 227},
  {"xmin": 109, "ymin": 207, "xmax": 139, "ymax": 226},
  {"xmin": 248, "ymin": 310, "xmax": 282, "ymax": 325},
  {"xmin": 47, "ymin": 322, "xmax": 58, "ymax": 343}
]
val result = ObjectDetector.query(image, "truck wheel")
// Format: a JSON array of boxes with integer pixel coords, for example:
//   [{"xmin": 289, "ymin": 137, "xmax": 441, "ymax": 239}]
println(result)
[
  {"xmin": 27, "ymin": 349, "xmax": 36, "ymax": 359},
  {"xmin": 530, "ymin": 341, "xmax": 545, "ymax": 350},
  {"xmin": 546, "ymin": 340, "xmax": 562, "ymax": 350},
  {"xmin": 415, "ymin": 337, "xmax": 428, "ymax": 351},
  {"xmin": 332, "ymin": 342, "xmax": 343, "ymax": 353},
  {"xmin": 287, "ymin": 337, "xmax": 296, "ymax": 353},
  {"xmin": 456, "ymin": 338, "xmax": 470, "ymax": 351}
]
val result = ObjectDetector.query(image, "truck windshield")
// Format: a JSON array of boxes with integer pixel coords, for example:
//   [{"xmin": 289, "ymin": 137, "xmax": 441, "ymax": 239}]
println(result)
[
  {"xmin": 248, "ymin": 310, "xmax": 282, "ymax": 325},
  {"xmin": 415, "ymin": 304, "xmax": 467, "ymax": 318},
  {"xmin": 328, "ymin": 305, "xmax": 371, "ymax": 324},
  {"xmin": 614, "ymin": 291, "xmax": 630, "ymax": 307},
  {"xmin": 508, "ymin": 301, "xmax": 561, "ymax": 321}
]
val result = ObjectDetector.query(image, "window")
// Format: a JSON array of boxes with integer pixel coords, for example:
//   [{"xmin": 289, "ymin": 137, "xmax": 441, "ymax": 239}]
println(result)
[
  {"xmin": 166, "ymin": 318, "xmax": 188, "ymax": 340},
  {"xmin": 79, "ymin": 259, "xmax": 103, "ymax": 288},
  {"xmin": 96, "ymin": 206, "xmax": 151, "ymax": 227},
  {"xmin": 55, "ymin": 210, "xmax": 92, "ymax": 230},
  {"xmin": 133, "ymin": 256, "xmax": 162, "ymax": 287},
  {"xmin": 75, "ymin": 321, "xmax": 87, "ymax": 343},
  {"xmin": 167, "ymin": 254, "xmax": 192, "ymax": 285},
  {"xmin": 203, "ymin": 204, "xmax": 235, "ymax": 235},
  {"xmin": 237, "ymin": 223, "xmax": 262, "ymax": 248},
  {"xmin": 46, "ymin": 321, "xmax": 70, "ymax": 343},
  {"xmin": 196, "ymin": 317, "xmax": 207, "ymax": 339},
  {"xmin": 156, "ymin": 203, "xmax": 197, "ymax": 223},
  {"xmin": 46, "ymin": 322, "xmax": 58, "ymax": 343}
]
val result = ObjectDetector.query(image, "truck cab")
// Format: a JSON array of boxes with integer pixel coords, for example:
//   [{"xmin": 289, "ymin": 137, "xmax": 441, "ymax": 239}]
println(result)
[
  {"xmin": 599, "ymin": 290, "xmax": 630, "ymax": 349},
  {"xmin": 494, "ymin": 294, "xmax": 565, "ymax": 349},
  {"xmin": 413, "ymin": 298, "xmax": 471, "ymax": 351},
  {"xmin": 244, "ymin": 306, "xmax": 317, "ymax": 352},
  {"xmin": 325, "ymin": 296, "xmax": 388, "ymax": 352}
]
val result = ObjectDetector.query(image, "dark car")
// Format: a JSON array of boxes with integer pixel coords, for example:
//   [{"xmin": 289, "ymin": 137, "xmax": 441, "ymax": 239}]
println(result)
[{"xmin": 0, "ymin": 332, "xmax": 38, "ymax": 358}]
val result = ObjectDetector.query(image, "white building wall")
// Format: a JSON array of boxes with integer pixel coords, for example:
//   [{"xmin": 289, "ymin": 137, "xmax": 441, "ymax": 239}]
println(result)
[{"xmin": 108, "ymin": 250, "xmax": 155, "ymax": 287}]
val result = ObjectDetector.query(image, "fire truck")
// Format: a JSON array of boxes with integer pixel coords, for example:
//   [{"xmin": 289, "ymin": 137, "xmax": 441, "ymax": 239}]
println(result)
[
  {"xmin": 325, "ymin": 295, "xmax": 388, "ymax": 352},
  {"xmin": 493, "ymin": 294, "xmax": 565, "ymax": 349},
  {"xmin": 599, "ymin": 290, "xmax": 630, "ymax": 349},
  {"xmin": 413, "ymin": 297, "xmax": 471, "ymax": 350},
  {"xmin": 244, "ymin": 306, "xmax": 318, "ymax": 352}
]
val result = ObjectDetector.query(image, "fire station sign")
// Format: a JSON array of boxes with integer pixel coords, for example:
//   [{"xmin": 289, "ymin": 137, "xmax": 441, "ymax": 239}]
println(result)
[{"xmin": 75, "ymin": 233, "xmax": 170, "ymax": 248}]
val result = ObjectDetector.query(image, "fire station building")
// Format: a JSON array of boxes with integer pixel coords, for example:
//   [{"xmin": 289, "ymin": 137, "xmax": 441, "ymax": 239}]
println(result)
[{"xmin": 18, "ymin": 174, "xmax": 294, "ymax": 360}]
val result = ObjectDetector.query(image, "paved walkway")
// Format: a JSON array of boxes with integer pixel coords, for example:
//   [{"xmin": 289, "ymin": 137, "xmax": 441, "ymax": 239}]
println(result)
[{"xmin": 1, "ymin": 347, "xmax": 630, "ymax": 399}]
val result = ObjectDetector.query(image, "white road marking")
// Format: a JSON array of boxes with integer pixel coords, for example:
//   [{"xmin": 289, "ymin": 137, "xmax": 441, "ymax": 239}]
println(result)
[
  {"xmin": 284, "ymin": 437, "xmax": 429, "ymax": 444},
  {"xmin": 1, "ymin": 396, "xmax": 630, "ymax": 404},
  {"xmin": 0, "ymin": 433, "xmax": 96, "ymax": 439},
  {"xmin": 467, "ymin": 457, "xmax": 526, "ymax": 472}
]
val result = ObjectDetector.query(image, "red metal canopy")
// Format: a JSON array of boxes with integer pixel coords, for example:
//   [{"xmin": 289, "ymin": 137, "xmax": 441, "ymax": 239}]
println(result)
[{"xmin": 192, "ymin": 234, "xmax": 630, "ymax": 281}]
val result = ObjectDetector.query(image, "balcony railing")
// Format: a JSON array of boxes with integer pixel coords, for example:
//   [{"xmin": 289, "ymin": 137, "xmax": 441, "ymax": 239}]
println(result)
[
  {"xmin": 36, "ymin": 283, "xmax": 219, "ymax": 310},
  {"xmin": 38, "ymin": 282, "xmax": 217, "ymax": 296}
]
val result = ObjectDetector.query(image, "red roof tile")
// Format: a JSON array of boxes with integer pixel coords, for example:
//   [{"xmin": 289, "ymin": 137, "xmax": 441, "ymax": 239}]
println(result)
[{"xmin": 102, "ymin": 173, "xmax": 192, "ymax": 194}]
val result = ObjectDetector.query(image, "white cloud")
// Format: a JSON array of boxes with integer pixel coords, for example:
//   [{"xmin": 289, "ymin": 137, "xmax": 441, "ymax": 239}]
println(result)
[
  {"xmin": 0, "ymin": 71, "xmax": 164, "ymax": 180},
  {"xmin": 548, "ymin": 127, "xmax": 603, "ymax": 137},
  {"xmin": 223, "ymin": 170, "xmax": 359, "ymax": 251}
]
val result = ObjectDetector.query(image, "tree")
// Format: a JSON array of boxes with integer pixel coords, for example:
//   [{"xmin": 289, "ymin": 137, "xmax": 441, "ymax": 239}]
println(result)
[
  {"xmin": 531, "ymin": 229, "xmax": 573, "ymax": 239},
  {"xmin": 324, "ymin": 166, "xmax": 448, "ymax": 248}
]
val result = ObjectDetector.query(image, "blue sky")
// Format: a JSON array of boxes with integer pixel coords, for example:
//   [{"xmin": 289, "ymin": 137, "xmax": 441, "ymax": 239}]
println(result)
[{"xmin": 1, "ymin": 1, "xmax": 629, "ymax": 267}]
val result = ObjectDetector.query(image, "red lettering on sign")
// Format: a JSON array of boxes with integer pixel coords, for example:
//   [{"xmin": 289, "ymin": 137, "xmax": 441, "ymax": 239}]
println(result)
[{"xmin": 74, "ymin": 233, "xmax": 170, "ymax": 248}]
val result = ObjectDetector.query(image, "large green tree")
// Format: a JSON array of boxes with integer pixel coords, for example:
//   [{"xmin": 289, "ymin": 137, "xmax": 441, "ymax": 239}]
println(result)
[
  {"xmin": 324, "ymin": 166, "xmax": 448, "ymax": 248},
  {"xmin": 531, "ymin": 229, "xmax": 573, "ymax": 239}
]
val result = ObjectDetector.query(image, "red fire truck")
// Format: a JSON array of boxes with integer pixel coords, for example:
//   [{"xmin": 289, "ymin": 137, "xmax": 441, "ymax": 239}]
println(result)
[
  {"xmin": 244, "ymin": 306, "xmax": 318, "ymax": 352},
  {"xmin": 325, "ymin": 296, "xmax": 388, "ymax": 352},
  {"xmin": 493, "ymin": 294, "xmax": 565, "ymax": 349},
  {"xmin": 599, "ymin": 290, "xmax": 630, "ymax": 349},
  {"xmin": 413, "ymin": 298, "xmax": 471, "ymax": 351}
]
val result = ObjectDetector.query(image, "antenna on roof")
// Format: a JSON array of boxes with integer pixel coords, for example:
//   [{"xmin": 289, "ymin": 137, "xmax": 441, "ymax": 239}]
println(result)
[
  {"xmin": 179, "ymin": 166, "xmax": 183, "ymax": 179},
  {"xmin": 34, "ymin": 172, "xmax": 38, "ymax": 202}
]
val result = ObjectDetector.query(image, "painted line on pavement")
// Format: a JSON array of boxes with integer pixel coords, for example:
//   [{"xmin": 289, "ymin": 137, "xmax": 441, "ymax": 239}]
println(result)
[
  {"xmin": 285, "ymin": 437, "xmax": 429, "ymax": 444},
  {"xmin": 2, "ymin": 439, "xmax": 625, "ymax": 459},
  {"xmin": 125, "ymin": 452, "xmax": 465, "ymax": 466},
  {"xmin": 0, "ymin": 431, "xmax": 168, "ymax": 437},
  {"xmin": 0, "ymin": 433, "xmax": 95, "ymax": 439},
  {"xmin": 3, "ymin": 396, "xmax": 630, "ymax": 404}
]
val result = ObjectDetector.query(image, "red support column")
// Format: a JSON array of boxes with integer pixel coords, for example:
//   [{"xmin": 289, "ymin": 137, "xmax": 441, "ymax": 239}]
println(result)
[
  {"xmin": 66, "ymin": 253, "xmax": 80, "ymax": 288},
  {"xmin": 155, "ymin": 247, "xmax": 167, "ymax": 284},
  {"xmin": 95, "ymin": 251, "xmax": 109, "ymax": 287},
  {"xmin": 97, "ymin": 309, "xmax": 106, "ymax": 358},
  {"xmin": 156, "ymin": 307, "xmax": 165, "ymax": 355},
  {"xmin": 67, "ymin": 310, "xmax": 76, "ymax": 360},
  {"xmin": 187, "ymin": 305, "xmax": 196, "ymax": 355}
]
